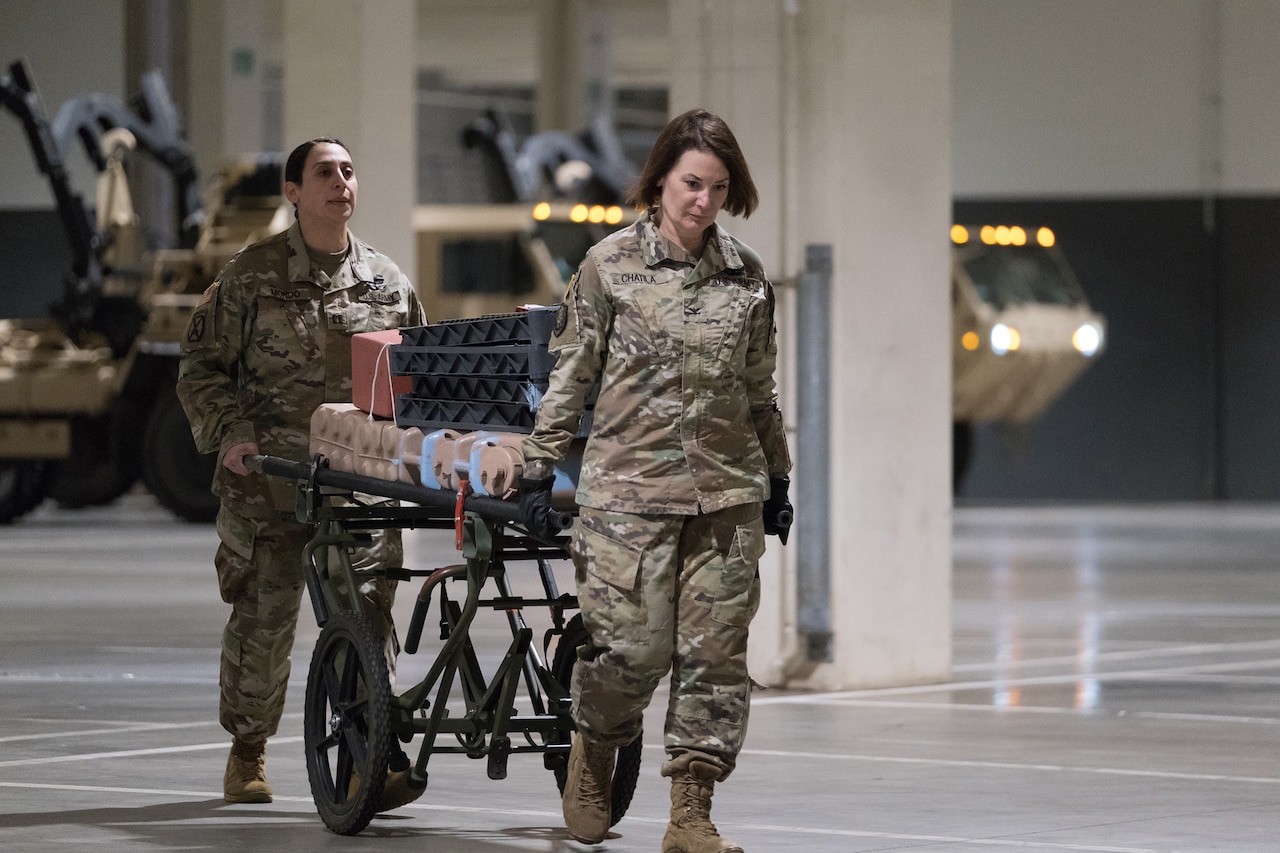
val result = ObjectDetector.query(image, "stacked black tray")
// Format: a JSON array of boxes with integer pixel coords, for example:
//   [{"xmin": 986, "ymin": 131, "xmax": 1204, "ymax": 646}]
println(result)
[{"xmin": 391, "ymin": 307, "xmax": 559, "ymax": 433}]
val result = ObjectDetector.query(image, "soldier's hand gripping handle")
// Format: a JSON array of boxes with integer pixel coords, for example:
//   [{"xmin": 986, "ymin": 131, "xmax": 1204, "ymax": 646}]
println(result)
[
  {"xmin": 519, "ymin": 475, "xmax": 565, "ymax": 541},
  {"xmin": 763, "ymin": 475, "xmax": 794, "ymax": 545}
]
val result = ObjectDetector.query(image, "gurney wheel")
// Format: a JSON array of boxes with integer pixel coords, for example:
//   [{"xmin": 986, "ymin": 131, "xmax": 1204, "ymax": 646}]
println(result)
[
  {"xmin": 304, "ymin": 610, "xmax": 392, "ymax": 835},
  {"xmin": 550, "ymin": 613, "xmax": 643, "ymax": 826}
]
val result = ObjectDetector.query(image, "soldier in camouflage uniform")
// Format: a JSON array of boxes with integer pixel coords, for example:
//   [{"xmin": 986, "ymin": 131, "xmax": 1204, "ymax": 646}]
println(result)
[
  {"xmin": 520, "ymin": 110, "xmax": 793, "ymax": 852},
  {"xmin": 177, "ymin": 138, "xmax": 426, "ymax": 807}
]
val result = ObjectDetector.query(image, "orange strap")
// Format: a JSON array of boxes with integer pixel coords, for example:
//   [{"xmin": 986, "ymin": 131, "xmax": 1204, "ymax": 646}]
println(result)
[{"xmin": 454, "ymin": 476, "xmax": 470, "ymax": 550}]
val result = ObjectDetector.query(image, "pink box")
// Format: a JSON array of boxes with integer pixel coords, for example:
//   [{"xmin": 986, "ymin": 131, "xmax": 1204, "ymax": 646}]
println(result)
[{"xmin": 351, "ymin": 330, "xmax": 410, "ymax": 419}]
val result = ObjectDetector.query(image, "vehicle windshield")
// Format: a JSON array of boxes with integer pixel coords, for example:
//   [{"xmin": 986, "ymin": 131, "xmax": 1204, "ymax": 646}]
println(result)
[
  {"xmin": 961, "ymin": 244, "xmax": 1087, "ymax": 309},
  {"xmin": 536, "ymin": 220, "xmax": 615, "ymax": 284},
  {"xmin": 441, "ymin": 237, "xmax": 534, "ymax": 295}
]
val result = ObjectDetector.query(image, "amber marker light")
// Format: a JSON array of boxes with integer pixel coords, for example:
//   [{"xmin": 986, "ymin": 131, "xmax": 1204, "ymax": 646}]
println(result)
[
  {"xmin": 951, "ymin": 224, "xmax": 970, "ymax": 244},
  {"xmin": 588, "ymin": 205, "xmax": 606, "ymax": 223},
  {"xmin": 570, "ymin": 204, "xmax": 589, "ymax": 223},
  {"xmin": 605, "ymin": 206, "xmax": 624, "ymax": 225},
  {"xmin": 532, "ymin": 202, "xmax": 551, "ymax": 221},
  {"xmin": 980, "ymin": 225, "xmax": 997, "ymax": 245},
  {"xmin": 1011, "ymin": 226, "xmax": 1027, "ymax": 246},
  {"xmin": 1037, "ymin": 227, "xmax": 1056, "ymax": 247},
  {"xmin": 961, "ymin": 331, "xmax": 980, "ymax": 351}
]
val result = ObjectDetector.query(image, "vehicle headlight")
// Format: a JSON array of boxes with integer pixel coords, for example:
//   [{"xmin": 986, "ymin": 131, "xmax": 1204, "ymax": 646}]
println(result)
[
  {"xmin": 1073, "ymin": 322, "xmax": 1103, "ymax": 356},
  {"xmin": 990, "ymin": 323, "xmax": 1020, "ymax": 355}
]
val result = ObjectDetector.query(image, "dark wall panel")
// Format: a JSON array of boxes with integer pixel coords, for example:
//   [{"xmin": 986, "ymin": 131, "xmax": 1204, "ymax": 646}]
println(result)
[
  {"xmin": 1216, "ymin": 198, "xmax": 1280, "ymax": 499},
  {"xmin": 953, "ymin": 199, "xmax": 1216, "ymax": 500},
  {"xmin": 0, "ymin": 209, "xmax": 73, "ymax": 319}
]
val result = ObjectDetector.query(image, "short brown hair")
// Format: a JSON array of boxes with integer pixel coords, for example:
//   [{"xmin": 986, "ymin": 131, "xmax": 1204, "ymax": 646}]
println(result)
[{"xmin": 625, "ymin": 109, "xmax": 759, "ymax": 219}]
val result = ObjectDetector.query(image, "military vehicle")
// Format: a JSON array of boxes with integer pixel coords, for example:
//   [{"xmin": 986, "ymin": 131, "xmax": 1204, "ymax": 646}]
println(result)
[
  {"xmin": 950, "ymin": 223, "xmax": 1106, "ymax": 486},
  {"xmin": 414, "ymin": 199, "xmax": 629, "ymax": 321},
  {"xmin": 0, "ymin": 59, "xmax": 282, "ymax": 523}
]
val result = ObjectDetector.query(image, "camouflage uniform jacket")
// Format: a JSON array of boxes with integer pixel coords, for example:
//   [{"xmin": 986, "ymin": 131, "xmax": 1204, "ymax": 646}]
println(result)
[
  {"xmin": 177, "ymin": 220, "xmax": 425, "ymax": 514},
  {"xmin": 524, "ymin": 212, "xmax": 791, "ymax": 514}
]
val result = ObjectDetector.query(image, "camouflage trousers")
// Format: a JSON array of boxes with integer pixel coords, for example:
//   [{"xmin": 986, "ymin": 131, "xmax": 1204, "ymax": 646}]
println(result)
[
  {"xmin": 570, "ymin": 502, "xmax": 765, "ymax": 782},
  {"xmin": 213, "ymin": 502, "xmax": 401, "ymax": 743}
]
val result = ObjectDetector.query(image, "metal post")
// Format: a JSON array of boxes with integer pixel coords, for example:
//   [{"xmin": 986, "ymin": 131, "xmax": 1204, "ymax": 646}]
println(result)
[{"xmin": 796, "ymin": 244, "xmax": 832, "ymax": 662}]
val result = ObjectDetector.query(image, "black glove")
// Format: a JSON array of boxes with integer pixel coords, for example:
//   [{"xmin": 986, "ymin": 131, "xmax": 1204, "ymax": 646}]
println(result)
[
  {"xmin": 762, "ymin": 476, "xmax": 793, "ymax": 545},
  {"xmin": 519, "ymin": 476, "xmax": 559, "ymax": 541}
]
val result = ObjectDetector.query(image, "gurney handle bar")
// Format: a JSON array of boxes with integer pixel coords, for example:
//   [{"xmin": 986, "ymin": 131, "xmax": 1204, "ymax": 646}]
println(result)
[{"xmin": 245, "ymin": 453, "xmax": 573, "ymax": 530}]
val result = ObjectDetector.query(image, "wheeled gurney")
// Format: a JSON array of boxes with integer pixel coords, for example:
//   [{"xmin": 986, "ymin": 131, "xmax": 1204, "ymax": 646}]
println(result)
[{"xmin": 248, "ymin": 451, "xmax": 642, "ymax": 836}]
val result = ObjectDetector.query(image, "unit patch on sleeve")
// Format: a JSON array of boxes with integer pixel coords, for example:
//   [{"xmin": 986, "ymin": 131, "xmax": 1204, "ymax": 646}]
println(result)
[
  {"xmin": 554, "ymin": 301, "xmax": 569, "ymax": 337},
  {"xmin": 187, "ymin": 314, "xmax": 206, "ymax": 343}
]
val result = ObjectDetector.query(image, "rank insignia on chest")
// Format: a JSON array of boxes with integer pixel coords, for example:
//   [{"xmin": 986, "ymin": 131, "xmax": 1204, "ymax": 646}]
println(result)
[
  {"xmin": 329, "ymin": 312, "xmax": 347, "ymax": 327},
  {"xmin": 368, "ymin": 274, "xmax": 386, "ymax": 291}
]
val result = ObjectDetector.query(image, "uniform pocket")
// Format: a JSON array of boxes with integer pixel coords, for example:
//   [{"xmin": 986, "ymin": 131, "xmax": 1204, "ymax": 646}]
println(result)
[
  {"xmin": 216, "ymin": 506, "xmax": 257, "ymax": 561},
  {"xmin": 572, "ymin": 519, "xmax": 649, "ymax": 645},
  {"xmin": 575, "ymin": 522, "xmax": 643, "ymax": 593},
  {"xmin": 706, "ymin": 284, "xmax": 761, "ymax": 371},
  {"xmin": 252, "ymin": 296, "xmax": 320, "ymax": 361},
  {"xmin": 711, "ymin": 516, "xmax": 766, "ymax": 627}
]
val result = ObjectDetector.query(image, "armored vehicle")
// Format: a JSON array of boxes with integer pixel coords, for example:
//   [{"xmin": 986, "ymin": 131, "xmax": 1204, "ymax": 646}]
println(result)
[
  {"xmin": 950, "ymin": 223, "xmax": 1106, "ymax": 486},
  {"xmin": 0, "ymin": 59, "xmax": 281, "ymax": 522}
]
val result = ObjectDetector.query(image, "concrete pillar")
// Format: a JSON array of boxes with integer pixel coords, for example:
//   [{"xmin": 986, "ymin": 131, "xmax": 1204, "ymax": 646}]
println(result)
[
  {"xmin": 186, "ymin": 0, "xmax": 279, "ymax": 183},
  {"xmin": 535, "ymin": 0, "xmax": 614, "ymax": 134},
  {"xmin": 670, "ymin": 0, "xmax": 952, "ymax": 689},
  {"xmin": 183, "ymin": 0, "xmax": 224, "ymax": 177},
  {"xmin": 220, "ymin": 0, "xmax": 269, "ymax": 158},
  {"xmin": 281, "ymin": 0, "xmax": 417, "ymax": 284},
  {"xmin": 125, "ymin": 0, "xmax": 185, "ymax": 249},
  {"xmin": 536, "ymin": 0, "xmax": 576, "ymax": 132}
]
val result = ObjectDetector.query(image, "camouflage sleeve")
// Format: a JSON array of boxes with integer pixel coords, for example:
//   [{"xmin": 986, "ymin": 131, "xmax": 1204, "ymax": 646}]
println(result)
[
  {"xmin": 176, "ymin": 273, "xmax": 256, "ymax": 456},
  {"xmin": 745, "ymin": 278, "xmax": 792, "ymax": 477},
  {"xmin": 403, "ymin": 277, "xmax": 427, "ymax": 326},
  {"xmin": 522, "ymin": 262, "xmax": 608, "ymax": 478}
]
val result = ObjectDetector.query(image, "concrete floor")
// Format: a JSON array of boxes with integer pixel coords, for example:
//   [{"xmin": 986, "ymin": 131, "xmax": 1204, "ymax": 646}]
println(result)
[{"xmin": 2, "ymin": 493, "xmax": 1279, "ymax": 852}]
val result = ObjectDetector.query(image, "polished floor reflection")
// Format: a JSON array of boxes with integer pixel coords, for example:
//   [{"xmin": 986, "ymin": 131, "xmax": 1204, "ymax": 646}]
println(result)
[{"xmin": 2, "ymin": 496, "xmax": 1279, "ymax": 851}]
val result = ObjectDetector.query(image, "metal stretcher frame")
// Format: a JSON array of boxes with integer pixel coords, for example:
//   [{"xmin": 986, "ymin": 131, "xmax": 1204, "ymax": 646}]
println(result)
[{"xmin": 247, "ymin": 453, "xmax": 641, "ymax": 836}]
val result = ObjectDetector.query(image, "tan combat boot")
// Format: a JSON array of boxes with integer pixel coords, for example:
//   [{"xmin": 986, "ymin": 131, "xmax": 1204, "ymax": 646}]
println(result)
[
  {"xmin": 375, "ymin": 767, "xmax": 426, "ymax": 812},
  {"xmin": 661, "ymin": 760, "xmax": 743, "ymax": 853},
  {"xmin": 223, "ymin": 738, "xmax": 272, "ymax": 804},
  {"xmin": 562, "ymin": 733, "xmax": 615, "ymax": 844},
  {"xmin": 348, "ymin": 748, "xmax": 426, "ymax": 812}
]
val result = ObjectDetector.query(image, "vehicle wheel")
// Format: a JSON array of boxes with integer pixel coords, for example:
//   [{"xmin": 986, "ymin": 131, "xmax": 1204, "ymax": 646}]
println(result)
[
  {"xmin": 304, "ymin": 610, "xmax": 393, "ymax": 836},
  {"xmin": 46, "ymin": 415, "xmax": 138, "ymax": 508},
  {"xmin": 142, "ymin": 388, "xmax": 218, "ymax": 522},
  {"xmin": 0, "ymin": 460, "xmax": 52, "ymax": 524},
  {"xmin": 550, "ymin": 613, "xmax": 642, "ymax": 826}
]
